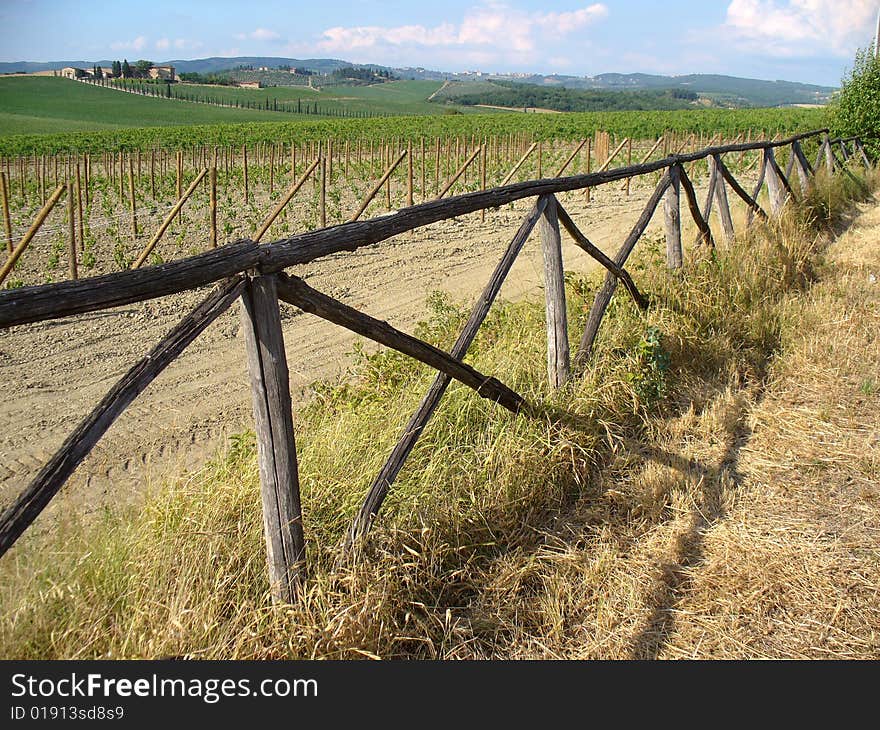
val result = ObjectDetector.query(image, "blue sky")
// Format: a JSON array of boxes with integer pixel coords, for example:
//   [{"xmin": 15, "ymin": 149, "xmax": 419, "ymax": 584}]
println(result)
[{"xmin": 2, "ymin": 1, "xmax": 878, "ymax": 86}]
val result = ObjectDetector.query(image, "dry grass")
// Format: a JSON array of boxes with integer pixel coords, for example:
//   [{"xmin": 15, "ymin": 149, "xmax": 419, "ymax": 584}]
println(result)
[{"xmin": 1, "ymin": 165, "xmax": 877, "ymax": 659}]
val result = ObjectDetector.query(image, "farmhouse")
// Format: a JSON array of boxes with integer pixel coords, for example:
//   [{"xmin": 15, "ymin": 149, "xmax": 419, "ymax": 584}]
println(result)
[
  {"xmin": 237, "ymin": 81, "xmax": 262, "ymax": 89},
  {"xmin": 59, "ymin": 67, "xmax": 86, "ymax": 80},
  {"xmin": 149, "ymin": 65, "xmax": 176, "ymax": 82}
]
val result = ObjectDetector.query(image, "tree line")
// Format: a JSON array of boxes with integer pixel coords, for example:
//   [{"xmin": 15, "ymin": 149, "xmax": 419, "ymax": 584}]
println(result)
[
  {"xmin": 97, "ymin": 78, "xmax": 386, "ymax": 118},
  {"xmin": 440, "ymin": 80, "xmax": 699, "ymax": 113}
]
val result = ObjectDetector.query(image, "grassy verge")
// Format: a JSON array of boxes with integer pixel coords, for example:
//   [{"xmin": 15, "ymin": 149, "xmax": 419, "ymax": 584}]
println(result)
[{"xmin": 0, "ymin": 166, "xmax": 875, "ymax": 659}]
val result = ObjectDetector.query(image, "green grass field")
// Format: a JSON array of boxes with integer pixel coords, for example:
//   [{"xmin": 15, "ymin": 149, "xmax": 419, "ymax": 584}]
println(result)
[
  {"xmin": 0, "ymin": 77, "xmax": 474, "ymax": 137},
  {"xmin": 0, "ymin": 77, "xmax": 307, "ymax": 135},
  {"xmin": 163, "ymin": 79, "xmax": 453, "ymax": 116}
]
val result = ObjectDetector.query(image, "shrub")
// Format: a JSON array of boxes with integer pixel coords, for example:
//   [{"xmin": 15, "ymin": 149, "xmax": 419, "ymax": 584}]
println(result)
[{"xmin": 831, "ymin": 46, "xmax": 880, "ymax": 158}]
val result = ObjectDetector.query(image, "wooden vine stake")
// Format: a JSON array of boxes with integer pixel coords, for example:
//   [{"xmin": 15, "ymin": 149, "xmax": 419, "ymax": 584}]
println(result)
[
  {"xmin": 132, "ymin": 169, "xmax": 207, "ymax": 268},
  {"xmin": 421, "ymin": 138, "xmax": 426, "ymax": 202},
  {"xmin": 348, "ymin": 150, "xmax": 407, "ymax": 223},
  {"xmin": 254, "ymin": 157, "xmax": 321, "ymax": 242},
  {"xmin": 406, "ymin": 140, "xmax": 414, "ymax": 209},
  {"xmin": 128, "ymin": 156, "xmax": 138, "ymax": 238},
  {"xmin": 243, "ymin": 145, "xmax": 249, "ymax": 204},
  {"xmin": 240, "ymin": 274, "xmax": 306, "ymax": 603},
  {"xmin": 584, "ymin": 137, "xmax": 592, "ymax": 202},
  {"xmin": 625, "ymin": 139, "xmax": 632, "ymax": 195},
  {"xmin": 67, "ymin": 180, "xmax": 77, "ymax": 281},
  {"xmin": 0, "ymin": 171, "xmax": 12, "ymax": 254},
  {"xmin": 175, "ymin": 151, "xmax": 183, "ymax": 223},
  {"xmin": 500, "ymin": 142, "xmax": 537, "ymax": 186},
  {"xmin": 84, "ymin": 153, "xmax": 91, "ymax": 206},
  {"xmin": 480, "ymin": 144, "xmax": 487, "ymax": 222},
  {"xmin": 75, "ymin": 164, "xmax": 84, "ymax": 251},
  {"xmin": 269, "ymin": 144, "xmax": 275, "ymax": 194},
  {"xmin": 437, "ymin": 146, "xmax": 482, "ymax": 199},
  {"xmin": 210, "ymin": 167, "xmax": 217, "ymax": 248},
  {"xmin": 320, "ymin": 156, "xmax": 327, "ymax": 228},
  {"xmin": 0, "ymin": 184, "xmax": 66, "ymax": 287}
]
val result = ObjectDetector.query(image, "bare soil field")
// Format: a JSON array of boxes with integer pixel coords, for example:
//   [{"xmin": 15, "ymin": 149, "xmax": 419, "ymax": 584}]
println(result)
[{"xmin": 1, "ymin": 175, "xmax": 704, "ymax": 528}]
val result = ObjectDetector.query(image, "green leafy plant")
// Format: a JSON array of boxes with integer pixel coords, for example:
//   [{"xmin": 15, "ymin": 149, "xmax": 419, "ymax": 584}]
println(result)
[
  {"xmin": 627, "ymin": 325, "xmax": 670, "ymax": 405},
  {"xmin": 113, "ymin": 242, "xmax": 131, "ymax": 270},
  {"xmin": 46, "ymin": 239, "xmax": 64, "ymax": 270},
  {"xmin": 81, "ymin": 242, "xmax": 97, "ymax": 269},
  {"xmin": 831, "ymin": 46, "xmax": 880, "ymax": 159}
]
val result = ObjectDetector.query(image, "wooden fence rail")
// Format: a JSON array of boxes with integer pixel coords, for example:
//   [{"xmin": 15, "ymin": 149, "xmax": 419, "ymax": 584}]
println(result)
[{"xmin": 0, "ymin": 127, "xmax": 871, "ymax": 604}]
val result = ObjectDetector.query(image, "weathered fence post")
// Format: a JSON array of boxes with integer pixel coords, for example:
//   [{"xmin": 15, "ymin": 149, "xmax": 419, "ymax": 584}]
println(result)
[
  {"xmin": 575, "ymin": 171, "xmax": 672, "ymax": 366},
  {"xmin": 679, "ymin": 165, "xmax": 714, "ymax": 249},
  {"xmin": 240, "ymin": 273, "xmax": 306, "ymax": 604},
  {"xmin": 539, "ymin": 195, "xmax": 570, "ymax": 388},
  {"xmin": 709, "ymin": 154, "xmax": 735, "ymax": 242},
  {"xmin": 764, "ymin": 148, "xmax": 786, "ymax": 214},
  {"xmin": 790, "ymin": 141, "xmax": 812, "ymax": 194},
  {"xmin": 822, "ymin": 134, "xmax": 835, "ymax": 174},
  {"xmin": 664, "ymin": 164, "xmax": 682, "ymax": 269},
  {"xmin": 855, "ymin": 140, "xmax": 871, "ymax": 169}
]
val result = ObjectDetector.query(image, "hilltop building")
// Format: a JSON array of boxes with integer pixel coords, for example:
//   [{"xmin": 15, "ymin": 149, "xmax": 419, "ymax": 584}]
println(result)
[
  {"xmin": 59, "ymin": 67, "xmax": 86, "ymax": 79},
  {"xmin": 148, "ymin": 65, "xmax": 176, "ymax": 81}
]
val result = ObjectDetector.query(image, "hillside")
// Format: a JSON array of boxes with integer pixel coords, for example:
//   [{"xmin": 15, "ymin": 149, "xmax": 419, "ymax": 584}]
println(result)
[
  {"xmin": 452, "ymin": 73, "xmax": 834, "ymax": 108},
  {"xmin": 0, "ymin": 76, "xmax": 297, "ymax": 135},
  {"xmin": 590, "ymin": 72, "xmax": 834, "ymax": 106},
  {"xmin": 1, "ymin": 56, "xmax": 836, "ymax": 108},
  {"xmin": 0, "ymin": 77, "xmax": 495, "ymax": 137}
]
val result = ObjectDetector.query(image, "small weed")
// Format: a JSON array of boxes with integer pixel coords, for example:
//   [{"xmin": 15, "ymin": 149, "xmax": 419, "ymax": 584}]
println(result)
[
  {"xmin": 46, "ymin": 240, "xmax": 64, "ymax": 270},
  {"xmin": 226, "ymin": 431, "xmax": 256, "ymax": 464},
  {"xmin": 113, "ymin": 242, "xmax": 131, "ymax": 270},
  {"xmin": 81, "ymin": 243, "xmax": 97, "ymax": 269},
  {"xmin": 627, "ymin": 325, "xmax": 670, "ymax": 405}
]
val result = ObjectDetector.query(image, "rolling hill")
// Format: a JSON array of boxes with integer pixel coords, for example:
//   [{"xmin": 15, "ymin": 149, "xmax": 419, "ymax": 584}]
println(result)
[{"xmin": 0, "ymin": 57, "xmax": 836, "ymax": 108}]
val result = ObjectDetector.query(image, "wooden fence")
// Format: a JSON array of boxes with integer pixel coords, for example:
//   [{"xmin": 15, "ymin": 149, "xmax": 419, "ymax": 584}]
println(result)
[{"xmin": 0, "ymin": 128, "xmax": 871, "ymax": 603}]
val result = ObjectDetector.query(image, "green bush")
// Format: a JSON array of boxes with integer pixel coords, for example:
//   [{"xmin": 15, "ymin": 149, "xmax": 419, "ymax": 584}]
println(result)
[{"xmin": 831, "ymin": 47, "xmax": 880, "ymax": 158}]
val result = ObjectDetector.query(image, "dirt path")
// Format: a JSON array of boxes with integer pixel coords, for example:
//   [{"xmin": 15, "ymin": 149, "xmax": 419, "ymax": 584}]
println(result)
[{"xmin": 0, "ymin": 176, "xmax": 710, "ymax": 524}]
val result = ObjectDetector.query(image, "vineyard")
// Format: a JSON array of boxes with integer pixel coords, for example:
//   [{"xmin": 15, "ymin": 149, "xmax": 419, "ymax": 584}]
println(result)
[
  {"xmin": 0, "ymin": 125, "xmax": 827, "ymax": 291},
  {"xmin": 0, "ymin": 78, "xmax": 825, "ymax": 156},
  {"xmin": 92, "ymin": 77, "xmax": 459, "ymax": 119}
]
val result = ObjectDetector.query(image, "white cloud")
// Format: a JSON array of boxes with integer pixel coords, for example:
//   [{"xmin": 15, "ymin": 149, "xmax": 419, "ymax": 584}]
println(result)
[
  {"xmin": 111, "ymin": 35, "xmax": 148, "ymax": 53},
  {"xmin": 154, "ymin": 36, "xmax": 201, "ymax": 54},
  {"xmin": 235, "ymin": 28, "xmax": 283, "ymax": 42},
  {"xmin": 723, "ymin": 0, "xmax": 876, "ymax": 57},
  {"xmin": 311, "ymin": 3, "xmax": 608, "ymax": 67}
]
